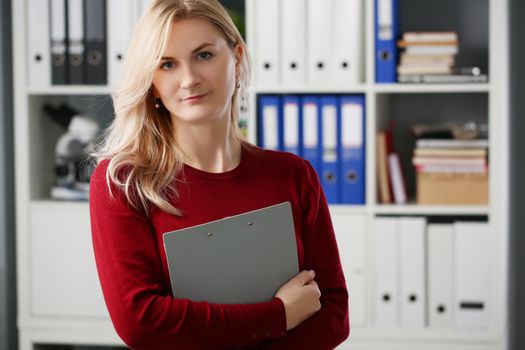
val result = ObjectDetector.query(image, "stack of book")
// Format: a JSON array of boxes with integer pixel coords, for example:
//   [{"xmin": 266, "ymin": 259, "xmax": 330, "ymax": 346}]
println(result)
[
  {"xmin": 397, "ymin": 31, "xmax": 488, "ymax": 83},
  {"xmin": 413, "ymin": 138, "xmax": 489, "ymax": 205}
]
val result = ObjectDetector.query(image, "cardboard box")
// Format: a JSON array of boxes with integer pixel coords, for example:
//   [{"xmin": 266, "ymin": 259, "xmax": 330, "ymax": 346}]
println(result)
[{"xmin": 416, "ymin": 172, "xmax": 488, "ymax": 205}]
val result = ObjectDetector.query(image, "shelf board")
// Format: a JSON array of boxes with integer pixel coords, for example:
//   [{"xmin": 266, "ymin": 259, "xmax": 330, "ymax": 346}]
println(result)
[
  {"xmin": 349, "ymin": 327, "xmax": 499, "ymax": 343},
  {"xmin": 374, "ymin": 203, "xmax": 489, "ymax": 216},
  {"xmin": 250, "ymin": 84, "xmax": 368, "ymax": 94},
  {"xmin": 27, "ymin": 83, "xmax": 490, "ymax": 96},
  {"xmin": 374, "ymin": 83, "xmax": 491, "ymax": 94},
  {"xmin": 27, "ymin": 85, "xmax": 113, "ymax": 96},
  {"xmin": 30, "ymin": 200, "xmax": 89, "ymax": 211},
  {"xmin": 329, "ymin": 204, "xmax": 369, "ymax": 215}
]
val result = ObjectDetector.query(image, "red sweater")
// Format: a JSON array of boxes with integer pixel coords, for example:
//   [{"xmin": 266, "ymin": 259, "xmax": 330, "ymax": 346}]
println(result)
[{"xmin": 89, "ymin": 146, "xmax": 349, "ymax": 350}]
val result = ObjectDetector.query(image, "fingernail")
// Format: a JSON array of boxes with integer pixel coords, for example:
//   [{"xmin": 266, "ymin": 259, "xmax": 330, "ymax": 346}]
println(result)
[{"xmin": 309, "ymin": 269, "xmax": 315, "ymax": 275}]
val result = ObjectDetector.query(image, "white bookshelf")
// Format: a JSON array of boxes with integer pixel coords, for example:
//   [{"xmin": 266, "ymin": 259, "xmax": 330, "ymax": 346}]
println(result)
[
  {"xmin": 12, "ymin": 0, "xmax": 509, "ymax": 349},
  {"xmin": 13, "ymin": 0, "xmax": 124, "ymax": 347},
  {"xmin": 245, "ymin": 0, "xmax": 508, "ymax": 350}
]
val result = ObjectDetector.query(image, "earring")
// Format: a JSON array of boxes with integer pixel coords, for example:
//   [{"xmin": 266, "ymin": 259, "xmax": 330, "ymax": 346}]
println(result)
[
  {"xmin": 235, "ymin": 81, "xmax": 241, "ymax": 89},
  {"xmin": 154, "ymin": 97, "xmax": 161, "ymax": 109}
]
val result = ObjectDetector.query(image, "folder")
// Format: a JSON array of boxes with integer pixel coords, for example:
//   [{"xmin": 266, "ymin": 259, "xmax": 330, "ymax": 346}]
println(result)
[
  {"xmin": 374, "ymin": 217, "xmax": 399, "ymax": 327},
  {"xmin": 320, "ymin": 96, "xmax": 339, "ymax": 204},
  {"xmin": 330, "ymin": 211, "xmax": 366, "ymax": 327},
  {"xmin": 281, "ymin": 0, "xmax": 306, "ymax": 86},
  {"xmin": 301, "ymin": 96, "xmax": 321, "ymax": 174},
  {"xmin": 257, "ymin": 95, "xmax": 282, "ymax": 151},
  {"xmin": 254, "ymin": 0, "xmax": 280, "ymax": 86},
  {"xmin": 84, "ymin": 0, "xmax": 107, "ymax": 85},
  {"xmin": 375, "ymin": 0, "xmax": 399, "ymax": 82},
  {"xmin": 50, "ymin": 0, "xmax": 68, "ymax": 85},
  {"xmin": 282, "ymin": 95, "xmax": 301, "ymax": 156},
  {"xmin": 333, "ymin": 0, "xmax": 363, "ymax": 84},
  {"xmin": 163, "ymin": 202, "xmax": 299, "ymax": 304},
  {"xmin": 339, "ymin": 95, "xmax": 365, "ymax": 204},
  {"xmin": 27, "ymin": 0, "xmax": 51, "ymax": 88},
  {"xmin": 399, "ymin": 217, "xmax": 426, "ymax": 328},
  {"xmin": 427, "ymin": 223, "xmax": 455, "ymax": 328},
  {"xmin": 108, "ymin": 0, "xmax": 138, "ymax": 86},
  {"xmin": 67, "ymin": 0, "xmax": 85, "ymax": 84},
  {"xmin": 455, "ymin": 222, "xmax": 489, "ymax": 329},
  {"xmin": 306, "ymin": 0, "xmax": 333, "ymax": 84}
]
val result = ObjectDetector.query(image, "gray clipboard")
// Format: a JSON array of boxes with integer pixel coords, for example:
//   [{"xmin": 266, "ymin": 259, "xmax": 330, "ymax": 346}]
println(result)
[{"xmin": 162, "ymin": 202, "xmax": 299, "ymax": 304}]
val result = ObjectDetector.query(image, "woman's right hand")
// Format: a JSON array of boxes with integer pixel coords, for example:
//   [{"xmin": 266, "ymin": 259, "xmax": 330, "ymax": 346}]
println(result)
[{"xmin": 275, "ymin": 270, "xmax": 322, "ymax": 331}]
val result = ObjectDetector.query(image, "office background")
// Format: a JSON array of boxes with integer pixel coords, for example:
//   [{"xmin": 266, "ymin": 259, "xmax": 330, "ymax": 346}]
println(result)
[
  {"xmin": 0, "ymin": 0, "xmax": 524, "ymax": 349},
  {"xmin": 0, "ymin": 0, "xmax": 16, "ymax": 348},
  {"xmin": 509, "ymin": 0, "xmax": 525, "ymax": 348}
]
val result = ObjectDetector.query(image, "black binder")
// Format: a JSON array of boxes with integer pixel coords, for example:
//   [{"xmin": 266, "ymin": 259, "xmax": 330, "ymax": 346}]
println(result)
[
  {"xmin": 83, "ymin": 0, "xmax": 107, "ymax": 85},
  {"xmin": 67, "ymin": 0, "xmax": 85, "ymax": 84},
  {"xmin": 50, "ymin": 0, "xmax": 68, "ymax": 85}
]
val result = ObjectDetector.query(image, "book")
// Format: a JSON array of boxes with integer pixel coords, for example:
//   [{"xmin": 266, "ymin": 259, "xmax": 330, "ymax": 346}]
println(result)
[
  {"xmin": 403, "ymin": 31, "xmax": 458, "ymax": 43},
  {"xmin": 412, "ymin": 157, "xmax": 486, "ymax": 166},
  {"xmin": 416, "ymin": 139, "xmax": 489, "ymax": 149},
  {"xmin": 399, "ymin": 73, "xmax": 488, "ymax": 83},
  {"xmin": 414, "ymin": 148, "xmax": 487, "ymax": 157},
  {"xmin": 400, "ymin": 53, "xmax": 455, "ymax": 65},
  {"xmin": 388, "ymin": 153, "xmax": 408, "ymax": 204},
  {"xmin": 376, "ymin": 132, "xmax": 392, "ymax": 204},
  {"xmin": 415, "ymin": 164, "xmax": 487, "ymax": 173},
  {"xmin": 397, "ymin": 40, "xmax": 459, "ymax": 48},
  {"xmin": 397, "ymin": 63, "xmax": 453, "ymax": 75},
  {"xmin": 405, "ymin": 46, "xmax": 459, "ymax": 55}
]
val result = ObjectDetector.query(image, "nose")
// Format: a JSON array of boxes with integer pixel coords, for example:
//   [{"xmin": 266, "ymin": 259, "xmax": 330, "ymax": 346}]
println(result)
[{"xmin": 179, "ymin": 63, "xmax": 201, "ymax": 90}]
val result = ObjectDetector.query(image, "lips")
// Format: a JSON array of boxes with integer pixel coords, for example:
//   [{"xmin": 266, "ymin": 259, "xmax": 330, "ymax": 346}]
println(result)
[{"xmin": 184, "ymin": 92, "xmax": 209, "ymax": 101}]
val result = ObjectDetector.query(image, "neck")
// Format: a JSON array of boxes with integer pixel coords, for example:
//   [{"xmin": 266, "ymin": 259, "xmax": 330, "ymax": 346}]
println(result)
[{"xmin": 173, "ymin": 117, "xmax": 242, "ymax": 173}]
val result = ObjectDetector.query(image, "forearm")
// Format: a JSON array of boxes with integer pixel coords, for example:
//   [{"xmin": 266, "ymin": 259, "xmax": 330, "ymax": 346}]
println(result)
[
  {"xmin": 259, "ymin": 292, "xmax": 349, "ymax": 350},
  {"xmin": 104, "ymin": 291, "xmax": 287, "ymax": 349}
]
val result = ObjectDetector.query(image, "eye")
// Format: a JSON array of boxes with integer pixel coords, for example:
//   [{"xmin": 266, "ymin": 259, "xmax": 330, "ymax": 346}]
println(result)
[
  {"xmin": 160, "ymin": 60, "xmax": 176, "ymax": 70},
  {"xmin": 197, "ymin": 51, "xmax": 213, "ymax": 60}
]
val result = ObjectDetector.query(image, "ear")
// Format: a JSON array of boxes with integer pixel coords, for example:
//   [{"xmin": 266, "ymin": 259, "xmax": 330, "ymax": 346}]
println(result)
[{"xmin": 233, "ymin": 44, "xmax": 243, "ymax": 78}]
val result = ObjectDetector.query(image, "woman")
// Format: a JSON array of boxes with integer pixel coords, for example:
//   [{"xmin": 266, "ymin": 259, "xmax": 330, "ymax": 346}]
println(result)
[{"xmin": 89, "ymin": 0, "xmax": 349, "ymax": 349}]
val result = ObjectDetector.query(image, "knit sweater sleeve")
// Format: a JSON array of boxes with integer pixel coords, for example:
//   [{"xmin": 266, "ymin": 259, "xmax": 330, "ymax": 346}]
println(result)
[
  {"xmin": 260, "ymin": 159, "xmax": 350, "ymax": 350},
  {"xmin": 89, "ymin": 161, "xmax": 287, "ymax": 350}
]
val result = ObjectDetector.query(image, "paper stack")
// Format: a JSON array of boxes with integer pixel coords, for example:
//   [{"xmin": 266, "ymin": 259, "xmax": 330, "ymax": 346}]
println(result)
[{"xmin": 397, "ymin": 32, "xmax": 487, "ymax": 83}]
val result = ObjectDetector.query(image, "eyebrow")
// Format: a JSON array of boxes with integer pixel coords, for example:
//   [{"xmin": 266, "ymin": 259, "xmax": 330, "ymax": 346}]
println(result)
[{"xmin": 160, "ymin": 43, "xmax": 215, "ymax": 60}]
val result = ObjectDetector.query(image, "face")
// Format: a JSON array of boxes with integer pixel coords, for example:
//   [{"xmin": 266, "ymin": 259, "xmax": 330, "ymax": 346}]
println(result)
[{"xmin": 151, "ymin": 18, "xmax": 242, "ymax": 126}]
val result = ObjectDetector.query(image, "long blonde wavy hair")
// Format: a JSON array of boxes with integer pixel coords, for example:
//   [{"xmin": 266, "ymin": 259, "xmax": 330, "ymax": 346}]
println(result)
[{"xmin": 91, "ymin": 0, "xmax": 251, "ymax": 216}]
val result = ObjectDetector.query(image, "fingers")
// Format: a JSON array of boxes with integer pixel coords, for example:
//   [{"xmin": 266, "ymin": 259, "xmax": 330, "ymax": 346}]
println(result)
[
  {"xmin": 306, "ymin": 280, "xmax": 322, "ymax": 297},
  {"xmin": 294, "ymin": 270, "xmax": 316, "ymax": 285}
]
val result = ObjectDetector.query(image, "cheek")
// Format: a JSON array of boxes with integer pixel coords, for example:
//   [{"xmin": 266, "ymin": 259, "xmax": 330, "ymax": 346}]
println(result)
[
  {"xmin": 153, "ymin": 74, "xmax": 177, "ymax": 97},
  {"xmin": 216, "ymin": 60, "xmax": 236, "ymax": 93}
]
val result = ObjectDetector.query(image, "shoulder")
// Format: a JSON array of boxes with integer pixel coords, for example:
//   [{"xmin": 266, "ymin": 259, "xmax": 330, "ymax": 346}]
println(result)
[{"xmin": 89, "ymin": 158, "xmax": 129, "ymax": 199}]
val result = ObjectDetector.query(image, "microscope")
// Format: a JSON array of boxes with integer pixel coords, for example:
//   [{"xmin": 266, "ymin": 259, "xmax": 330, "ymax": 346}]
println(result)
[{"xmin": 44, "ymin": 104, "xmax": 100, "ymax": 200}]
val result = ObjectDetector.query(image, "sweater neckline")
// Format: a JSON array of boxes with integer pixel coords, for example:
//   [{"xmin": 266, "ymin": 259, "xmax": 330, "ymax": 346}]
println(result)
[{"xmin": 182, "ymin": 146, "xmax": 247, "ymax": 181}]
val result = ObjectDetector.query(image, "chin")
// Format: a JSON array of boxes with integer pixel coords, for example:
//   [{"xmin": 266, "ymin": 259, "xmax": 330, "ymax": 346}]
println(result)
[{"xmin": 174, "ymin": 112, "xmax": 222, "ymax": 125}]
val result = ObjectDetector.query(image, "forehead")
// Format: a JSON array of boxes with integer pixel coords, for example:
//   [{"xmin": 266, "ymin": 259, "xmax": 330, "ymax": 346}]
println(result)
[{"xmin": 163, "ymin": 17, "xmax": 226, "ymax": 53}]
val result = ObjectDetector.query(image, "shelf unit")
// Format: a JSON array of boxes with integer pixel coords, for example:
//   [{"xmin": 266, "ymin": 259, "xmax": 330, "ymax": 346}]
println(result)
[
  {"xmin": 13, "ymin": 0, "xmax": 123, "ymax": 347},
  {"xmin": 12, "ymin": 0, "xmax": 509, "ymax": 349},
  {"xmin": 244, "ymin": 0, "xmax": 508, "ymax": 349}
]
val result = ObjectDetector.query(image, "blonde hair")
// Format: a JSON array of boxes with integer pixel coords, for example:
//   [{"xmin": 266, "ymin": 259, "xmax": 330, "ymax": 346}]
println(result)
[{"xmin": 91, "ymin": 0, "xmax": 251, "ymax": 216}]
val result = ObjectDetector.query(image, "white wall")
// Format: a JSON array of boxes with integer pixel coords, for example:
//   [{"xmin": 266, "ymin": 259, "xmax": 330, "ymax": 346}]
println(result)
[{"xmin": 510, "ymin": 0, "xmax": 525, "ymax": 349}]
